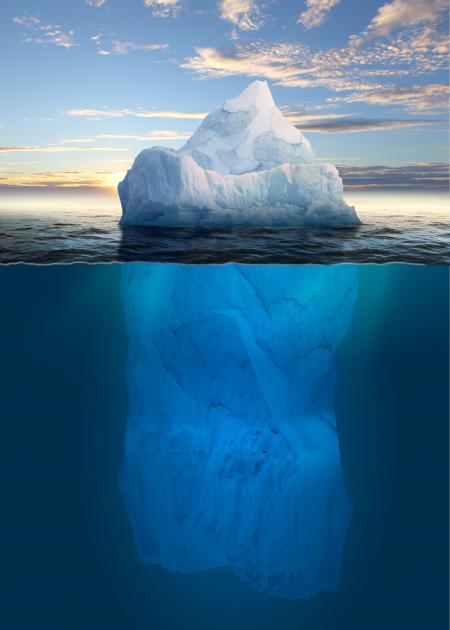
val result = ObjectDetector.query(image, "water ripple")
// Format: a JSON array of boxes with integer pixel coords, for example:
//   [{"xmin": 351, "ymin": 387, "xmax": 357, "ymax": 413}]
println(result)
[{"xmin": 0, "ymin": 202, "xmax": 448, "ymax": 264}]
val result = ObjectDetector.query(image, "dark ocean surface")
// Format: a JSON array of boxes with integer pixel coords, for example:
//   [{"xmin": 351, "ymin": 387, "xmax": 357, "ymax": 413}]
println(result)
[
  {"xmin": 0, "ymin": 263, "xmax": 448, "ymax": 629},
  {"xmin": 0, "ymin": 190, "xmax": 448, "ymax": 264}
]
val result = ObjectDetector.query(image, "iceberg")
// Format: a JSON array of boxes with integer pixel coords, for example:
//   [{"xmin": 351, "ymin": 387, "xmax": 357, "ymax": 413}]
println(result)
[
  {"xmin": 119, "ymin": 81, "xmax": 360, "ymax": 226},
  {"xmin": 120, "ymin": 264, "xmax": 357, "ymax": 599}
]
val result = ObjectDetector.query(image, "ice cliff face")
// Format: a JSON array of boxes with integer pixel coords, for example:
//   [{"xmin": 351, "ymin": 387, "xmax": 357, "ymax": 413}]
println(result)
[
  {"xmin": 118, "ymin": 81, "xmax": 359, "ymax": 226},
  {"xmin": 120, "ymin": 264, "xmax": 357, "ymax": 599}
]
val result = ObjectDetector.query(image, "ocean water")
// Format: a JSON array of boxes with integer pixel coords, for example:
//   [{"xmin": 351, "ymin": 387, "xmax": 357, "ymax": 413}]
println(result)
[
  {"xmin": 0, "ymin": 190, "xmax": 449, "ymax": 264},
  {"xmin": 0, "ymin": 262, "xmax": 448, "ymax": 629}
]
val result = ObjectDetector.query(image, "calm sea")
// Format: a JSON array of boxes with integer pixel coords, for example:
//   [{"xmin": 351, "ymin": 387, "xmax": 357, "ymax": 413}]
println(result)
[{"xmin": 0, "ymin": 189, "xmax": 448, "ymax": 264}]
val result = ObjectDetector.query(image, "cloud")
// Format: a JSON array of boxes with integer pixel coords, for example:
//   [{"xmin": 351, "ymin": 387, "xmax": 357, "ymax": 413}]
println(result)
[
  {"xmin": 65, "ymin": 108, "xmax": 127, "ymax": 118},
  {"xmin": 296, "ymin": 117, "xmax": 446, "ymax": 133},
  {"xmin": 13, "ymin": 15, "xmax": 76, "ymax": 48},
  {"xmin": 409, "ymin": 25, "xmax": 449, "ymax": 56},
  {"xmin": 281, "ymin": 109, "xmax": 446, "ymax": 132},
  {"xmin": 363, "ymin": 0, "xmax": 448, "ymax": 38},
  {"xmin": 0, "ymin": 170, "xmax": 127, "ymax": 189},
  {"xmin": 182, "ymin": 0, "xmax": 448, "ymax": 95},
  {"xmin": 182, "ymin": 43, "xmax": 390, "ymax": 92},
  {"xmin": 103, "ymin": 40, "xmax": 169, "ymax": 55},
  {"xmin": 298, "ymin": 0, "xmax": 341, "ymax": 29},
  {"xmin": 86, "ymin": 0, "xmax": 106, "ymax": 6},
  {"xmin": 0, "ymin": 146, "xmax": 128, "ymax": 154},
  {"xmin": 57, "ymin": 131, "xmax": 192, "ymax": 142},
  {"xmin": 96, "ymin": 131, "xmax": 192, "ymax": 141},
  {"xmin": 219, "ymin": 0, "xmax": 263, "ymax": 31},
  {"xmin": 283, "ymin": 111, "xmax": 349, "ymax": 123},
  {"xmin": 182, "ymin": 43, "xmax": 312, "ymax": 85},
  {"xmin": 89, "ymin": 31, "xmax": 169, "ymax": 55},
  {"xmin": 182, "ymin": 34, "xmax": 448, "ymax": 110},
  {"xmin": 329, "ymin": 83, "xmax": 449, "ymax": 112},
  {"xmin": 143, "ymin": 0, "xmax": 182, "ymax": 17},
  {"xmin": 65, "ymin": 108, "xmax": 206, "ymax": 119},
  {"xmin": 58, "ymin": 138, "xmax": 95, "ymax": 144},
  {"xmin": 339, "ymin": 162, "xmax": 449, "ymax": 189}
]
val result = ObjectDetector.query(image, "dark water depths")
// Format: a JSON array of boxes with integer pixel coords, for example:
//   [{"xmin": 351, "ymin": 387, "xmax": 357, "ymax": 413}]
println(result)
[
  {"xmin": 0, "ymin": 190, "xmax": 449, "ymax": 264},
  {"xmin": 0, "ymin": 263, "xmax": 448, "ymax": 629}
]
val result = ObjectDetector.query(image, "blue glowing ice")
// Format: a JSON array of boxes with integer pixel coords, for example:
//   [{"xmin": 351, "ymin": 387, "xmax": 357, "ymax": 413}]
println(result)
[{"xmin": 120, "ymin": 264, "xmax": 357, "ymax": 599}]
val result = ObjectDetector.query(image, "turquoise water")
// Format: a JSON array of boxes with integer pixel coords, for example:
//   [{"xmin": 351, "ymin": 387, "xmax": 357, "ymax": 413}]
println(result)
[{"xmin": 0, "ymin": 263, "xmax": 448, "ymax": 629}]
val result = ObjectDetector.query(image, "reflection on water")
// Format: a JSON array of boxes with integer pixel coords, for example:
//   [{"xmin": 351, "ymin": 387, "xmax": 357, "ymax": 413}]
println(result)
[
  {"xmin": 118, "ymin": 224, "xmax": 368, "ymax": 264},
  {"xmin": 0, "ymin": 190, "xmax": 448, "ymax": 264}
]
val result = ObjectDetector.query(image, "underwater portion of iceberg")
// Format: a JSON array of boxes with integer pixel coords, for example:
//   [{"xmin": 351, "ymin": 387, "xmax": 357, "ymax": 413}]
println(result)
[
  {"xmin": 119, "ymin": 81, "xmax": 359, "ymax": 227},
  {"xmin": 120, "ymin": 264, "xmax": 357, "ymax": 600}
]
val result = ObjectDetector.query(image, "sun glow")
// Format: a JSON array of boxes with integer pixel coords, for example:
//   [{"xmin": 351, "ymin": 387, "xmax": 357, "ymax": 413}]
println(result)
[{"xmin": 0, "ymin": 169, "xmax": 127, "ymax": 189}]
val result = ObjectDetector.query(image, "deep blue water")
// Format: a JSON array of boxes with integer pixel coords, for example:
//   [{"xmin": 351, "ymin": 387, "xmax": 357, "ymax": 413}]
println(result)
[{"xmin": 0, "ymin": 263, "xmax": 448, "ymax": 629}]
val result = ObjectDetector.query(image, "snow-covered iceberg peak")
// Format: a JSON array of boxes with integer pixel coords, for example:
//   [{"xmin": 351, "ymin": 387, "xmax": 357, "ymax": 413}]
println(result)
[
  {"xmin": 180, "ymin": 80, "xmax": 315, "ymax": 175},
  {"xmin": 224, "ymin": 79, "xmax": 276, "ymax": 111},
  {"xmin": 118, "ymin": 80, "xmax": 360, "ymax": 227}
]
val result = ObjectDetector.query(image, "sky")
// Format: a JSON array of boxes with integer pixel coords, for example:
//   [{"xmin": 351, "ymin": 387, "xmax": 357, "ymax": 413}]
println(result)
[{"xmin": 0, "ymin": 0, "xmax": 448, "ymax": 190}]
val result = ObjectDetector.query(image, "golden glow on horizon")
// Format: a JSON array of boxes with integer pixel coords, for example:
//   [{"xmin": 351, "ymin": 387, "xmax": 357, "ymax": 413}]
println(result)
[
  {"xmin": 0, "ymin": 170, "xmax": 127, "ymax": 189},
  {"xmin": 0, "ymin": 171, "xmax": 448, "ymax": 226},
  {"xmin": 344, "ymin": 189, "xmax": 450, "ymax": 220},
  {"xmin": 0, "ymin": 169, "xmax": 449, "ymax": 201},
  {"xmin": 0, "ymin": 146, "xmax": 129, "ymax": 154}
]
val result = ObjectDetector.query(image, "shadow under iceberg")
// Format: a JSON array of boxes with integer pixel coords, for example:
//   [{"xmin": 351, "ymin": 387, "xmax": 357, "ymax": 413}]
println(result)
[{"xmin": 118, "ymin": 225, "xmax": 363, "ymax": 265}]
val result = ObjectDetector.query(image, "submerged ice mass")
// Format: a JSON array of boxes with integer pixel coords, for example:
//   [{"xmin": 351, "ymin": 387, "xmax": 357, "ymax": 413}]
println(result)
[
  {"xmin": 120, "ymin": 264, "xmax": 357, "ymax": 599},
  {"xmin": 119, "ymin": 81, "xmax": 359, "ymax": 226}
]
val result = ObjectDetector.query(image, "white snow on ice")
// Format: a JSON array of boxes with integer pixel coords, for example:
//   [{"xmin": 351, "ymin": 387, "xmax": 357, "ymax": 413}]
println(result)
[{"xmin": 119, "ymin": 80, "xmax": 359, "ymax": 226}]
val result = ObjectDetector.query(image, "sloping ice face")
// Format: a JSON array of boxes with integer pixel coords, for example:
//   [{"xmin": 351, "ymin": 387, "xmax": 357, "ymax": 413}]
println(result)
[
  {"xmin": 119, "ymin": 81, "xmax": 360, "ymax": 227},
  {"xmin": 120, "ymin": 264, "xmax": 357, "ymax": 599}
]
